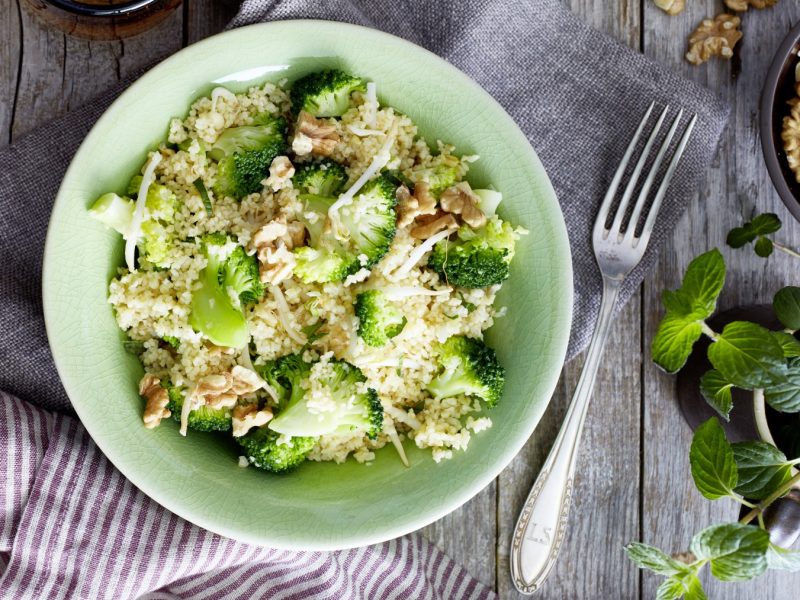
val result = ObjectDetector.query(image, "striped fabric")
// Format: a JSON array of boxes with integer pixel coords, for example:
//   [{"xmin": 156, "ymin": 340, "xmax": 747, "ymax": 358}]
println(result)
[{"xmin": 0, "ymin": 393, "xmax": 493, "ymax": 599}]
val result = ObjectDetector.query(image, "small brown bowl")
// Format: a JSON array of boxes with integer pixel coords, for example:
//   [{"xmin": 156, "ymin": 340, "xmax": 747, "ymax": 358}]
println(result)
[{"xmin": 761, "ymin": 20, "xmax": 800, "ymax": 221}]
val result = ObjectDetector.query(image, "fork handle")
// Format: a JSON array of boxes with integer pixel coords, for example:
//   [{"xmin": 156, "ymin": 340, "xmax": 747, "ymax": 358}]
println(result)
[{"xmin": 510, "ymin": 276, "xmax": 621, "ymax": 594}]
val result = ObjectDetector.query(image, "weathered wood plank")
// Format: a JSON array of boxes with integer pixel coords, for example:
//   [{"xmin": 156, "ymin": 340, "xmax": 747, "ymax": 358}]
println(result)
[
  {"xmin": 495, "ymin": 1, "xmax": 643, "ymax": 598},
  {"xmin": 642, "ymin": 2, "xmax": 800, "ymax": 599},
  {"xmin": 11, "ymin": 4, "xmax": 183, "ymax": 140},
  {"xmin": 0, "ymin": 0, "xmax": 21, "ymax": 146},
  {"xmin": 186, "ymin": 0, "xmax": 239, "ymax": 44}
]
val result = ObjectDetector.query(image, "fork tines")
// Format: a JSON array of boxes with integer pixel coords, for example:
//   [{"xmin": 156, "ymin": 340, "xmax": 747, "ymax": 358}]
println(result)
[{"xmin": 594, "ymin": 103, "xmax": 697, "ymax": 249}]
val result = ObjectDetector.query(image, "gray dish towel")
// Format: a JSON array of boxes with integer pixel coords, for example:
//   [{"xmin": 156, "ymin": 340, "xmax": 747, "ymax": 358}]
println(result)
[{"xmin": 0, "ymin": 0, "xmax": 728, "ymax": 414}]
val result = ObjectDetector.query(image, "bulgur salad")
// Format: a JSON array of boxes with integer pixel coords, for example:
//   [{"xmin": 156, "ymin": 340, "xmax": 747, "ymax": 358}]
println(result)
[{"xmin": 89, "ymin": 69, "xmax": 525, "ymax": 473}]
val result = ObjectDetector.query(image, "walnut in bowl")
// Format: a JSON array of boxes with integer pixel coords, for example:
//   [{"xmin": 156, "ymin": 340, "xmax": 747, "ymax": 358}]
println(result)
[{"xmin": 761, "ymin": 20, "xmax": 800, "ymax": 221}]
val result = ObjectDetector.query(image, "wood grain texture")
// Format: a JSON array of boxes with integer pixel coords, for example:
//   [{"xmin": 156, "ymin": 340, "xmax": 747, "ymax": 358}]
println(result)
[
  {"xmin": 3, "ymin": 1, "xmax": 800, "ymax": 598},
  {"xmin": 642, "ymin": 1, "xmax": 800, "ymax": 599}
]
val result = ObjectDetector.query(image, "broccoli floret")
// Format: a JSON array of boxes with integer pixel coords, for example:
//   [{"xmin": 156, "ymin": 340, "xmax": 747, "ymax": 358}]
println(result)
[
  {"xmin": 293, "ymin": 159, "xmax": 348, "ymax": 196},
  {"xmin": 426, "ymin": 335, "xmax": 505, "ymax": 407},
  {"xmin": 89, "ymin": 192, "xmax": 134, "ymax": 233},
  {"xmin": 127, "ymin": 177, "xmax": 179, "ymax": 221},
  {"xmin": 257, "ymin": 353, "xmax": 312, "ymax": 407},
  {"xmin": 290, "ymin": 70, "xmax": 366, "ymax": 117},
  {"xmin": 269, "ymin": 359, "xmax": 383, "ymax": 439},
  {"xmin": 336, "ymin": 175, "xmax": 397, "ymax": 268},
  {"xmin": 188, "ymin": 235, "xmax": 249, "ymax": 348},
  {"xmin": 410, "ymin": 155, "xmax": 461, "ymax": 197},
  {"xmin": 219, "ymin": 245, "xmax": 264, "ymax": 305},
  {"xmin": 88, "ymin": 185, "xmax": 178, "ymax": 269},
  {"xmin": 293, "ymin": 245, "xmax": 359, "ymax": 284},
  {"xmin": 237, "ymin": 426, "xmax": 315, "ymax": 473},
  {"xmin": 210, "ymin": 116, "xmax": 286, "ymax": 199},
  {"xmin": 164, "ymin": 382, "xmax": 232, "ymax": 432},
  {"xmin": 428, "ymin": 215, "xmax": 517, "ymax": 288},
  {"xmin": 292, "ymin": 175, "xmax": 397, "ymax": 282},
  {"xmin": 355, "ymin": 290, "xmax": 407, "ymax": 347}
]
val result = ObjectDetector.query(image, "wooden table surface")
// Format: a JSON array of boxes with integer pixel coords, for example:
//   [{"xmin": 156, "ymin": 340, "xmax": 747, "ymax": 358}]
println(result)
[{"xmin": 4, "ymin": 1, "xmax": 800, "ymax": 598}]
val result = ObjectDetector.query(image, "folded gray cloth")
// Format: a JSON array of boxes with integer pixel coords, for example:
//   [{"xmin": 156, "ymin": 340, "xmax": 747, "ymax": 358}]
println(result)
[{"xmin": 0, "ymin": 0, "xmax": 728, "ymax": 413}]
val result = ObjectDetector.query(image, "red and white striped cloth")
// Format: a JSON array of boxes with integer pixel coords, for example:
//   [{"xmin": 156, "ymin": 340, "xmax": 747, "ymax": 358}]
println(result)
[{"xmin": 0, "ymin": 393, "xmax": 493, "ymax": 599}]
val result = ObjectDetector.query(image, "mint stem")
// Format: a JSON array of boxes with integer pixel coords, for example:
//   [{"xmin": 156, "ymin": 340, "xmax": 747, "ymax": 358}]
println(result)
[
  {"xmin": 773, "ymin": 241, "xmax": 800, "ymax": 259},
  {"xmin": 700, "ymin": 322, "xmax": 719, "ymax": 341},
  {"xmin": 740, "ymin": 471, "xmax": 800, "ymax": 525}
]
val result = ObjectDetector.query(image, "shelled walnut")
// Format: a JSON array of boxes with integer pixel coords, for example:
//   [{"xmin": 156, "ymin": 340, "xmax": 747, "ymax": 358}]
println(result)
[
  {"xmin": 653, "ymin": 0, "xmax": 685, "ymax": 16},
  {"xmin": 139, "ymin": 374, "xmax": 171, "ymax": 429},
  {"xmin": 782, "ymin": 94, "xmax": 800, "ymax": 182},
  {"xmin": 685, "ymin": 14, "xmax": 742, "ymax": 65},
  {"xmin": 724, "ymin": 0, "xmax": 779, "ymax": 11},
  {"xmin": 291, "ymin": 111, "xmax": 339, "ymax": 157}
]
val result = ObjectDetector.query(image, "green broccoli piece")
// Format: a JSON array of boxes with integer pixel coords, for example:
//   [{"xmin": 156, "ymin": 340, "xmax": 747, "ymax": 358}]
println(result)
[
  {"xmin": 355, "ymin": 289, "xmax": 407, "ymax": 347},
  {"xmin": 293, "ymin": 245, "xmax": 359, "ymax": 284},
  {"xmin": 269, "ymin": 359, "xmax": 383, "ymax": 439},
  {"xmin": 290, "ymin": 70, "xmax": 366, "ymax": 117},
  {"xmin": 237, "ymin": 426, "xmax": 315, "ymax": 473},
  {"xmin": 209, "ymin": 116, "xmax": 286, "ymax": 199},
  {"xmin": 410, "ymin": 155, "xmax": 461, "ymax": 197},
  {"xmin": 293, "ymin": 159, "xmax": 348, "ymax": 196},
  {"xmin": 219, "ymin": 245, "xmax": 264, "ymax": 305},
  {"xmin": 164, "ymin": 383, "xmax": 232, "ymax": 432},
  {"xmin": 89, "ymin": 192, "xmax": 134, "ymax": 233},
  {"xmin": 336, "ymin": 174, "xmax": 397, "ymax": 268},
  {"xmin": 428, "ymin": 215, "xmax": 517, "ymax": 288},
  {"xmin": 88, "ymin": 183, "xmax": 178, "ymax": 269},
  {"xmin": 426, "ymin": 335, "xmax": 505, "ymax": 407},
  {"xmin": 127, "ymin": 176, "xmax": 179, "ymax": 221},
  {"xmin": 257, "ymin": 353, "xmax": 312, "ymax": 407},
  {"xmin": 291, "ymin": 175, "xmax": 397, "ymax": 282},
  {"xmin": 188, "ymin": 235, "xmax": 249, "ymax": 348}
]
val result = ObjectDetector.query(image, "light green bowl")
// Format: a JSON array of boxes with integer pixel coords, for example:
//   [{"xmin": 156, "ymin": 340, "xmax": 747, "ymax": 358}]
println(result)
[{"xmin": 43, "ymin": 20, "xmax": 572, "ymax": 550}]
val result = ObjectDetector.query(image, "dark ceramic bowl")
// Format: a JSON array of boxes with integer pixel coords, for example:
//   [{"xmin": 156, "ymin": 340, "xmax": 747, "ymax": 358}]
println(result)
[{"xmin": 762, "ymin": 20, "xmax": 800, "ymax": 220}]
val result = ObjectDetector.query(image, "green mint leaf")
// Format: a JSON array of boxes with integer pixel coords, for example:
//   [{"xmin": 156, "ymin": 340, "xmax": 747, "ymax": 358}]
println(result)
[
  {"xmin": 773, "ymin": 286, "xmax": 800, "ymax": 330},
  {"xmin": 689, "ymin": 523, "xmax": 770, "ymax": 582},
  {"xmin": 652, "ymin": 250, "xmax": 725, "ymax": 373},
  {"xmin": 732, "ymin": 441, "xmax": 794, "ymax": 500},
  {"xmin": 750, "ymin": 213, "xmax": 783, "ymax": 235},
  {"xmin": 707, "ymin": 321, "xmax": 786, "ymax": 389},
  {"xmin": 727, "ymin": 214, "xmax": 781, "ymax": 250},
  {"xmin": 754, "ymin": 236, "xmax": 774, "ymax": 257},
  {"xmin": 772, "ymin": 331, "xmax": 800, "ymax": 358},
  {"xmin": 656, "ymin": 577, "xmax": 685, "ymax": 600},
  {"xmin": 652, "ymin": 314, "xmax": 703, "ymax": 373},
  {"xmin": 656, "ymin": 572, "xmax": 707, "ymax": 600},
  {"xmin": 677, "ymin": 249, "xmax": 726, "ymax": 319},
  {"xmin": 300, "ymin": 321, "xmax": 327, "ymax": 345},
  {"xmin": 624, "ymin": 542, "xmax": 688, "ymax": 576},
  {"xmin": 683, "ymin": 574, "xmax": 709, "ymax": 600},
  {"xmin": 699, "ymin": 370, "xmax": 734, "ymax": 420},
  {"xmin": 767, "ymin": 543, "xmax": 800, "ymax": 572},
  {"xmin": 726, "ymin": 225, "xmax": 754, "ymax": 249},
  {"xmin": 689, "ymin": 417, "xmax": 738, "ymax": 500},
  {"xmin": 764, "ymin": 360, "xmax": 800, "ymax": 413}
]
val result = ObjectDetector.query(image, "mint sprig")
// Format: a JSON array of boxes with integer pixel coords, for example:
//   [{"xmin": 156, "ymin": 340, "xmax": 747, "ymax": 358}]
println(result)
[
  {"xmin": 630, "ymin": 248, "xmax": 800, "ymax": 599},
  {"xmin": 726, "ymin": 213, "xmax": 782, "ymax": 257}
]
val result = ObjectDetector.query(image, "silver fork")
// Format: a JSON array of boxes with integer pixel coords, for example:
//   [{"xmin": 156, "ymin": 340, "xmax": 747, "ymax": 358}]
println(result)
[{"xmin": 509, "ymin": 103, "xmax": 697, "ymax": 594}]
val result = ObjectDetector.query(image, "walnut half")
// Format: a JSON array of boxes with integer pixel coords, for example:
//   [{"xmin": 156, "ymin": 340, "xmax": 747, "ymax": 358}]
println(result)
[
  {"xmin": 410, "ymin": 211, "xmax": 459, "ymax": 239},
  {"xmin": 292, "ymin": 111, "xmax": 339, "ymax": 157},
  {"xmin": 724, "ymin": 0, "xmax": 778, "ymax": 11},
  {"xmin": 139, "ymin": 374, "xmax": 171, "ymax": 429},
  {"xmin": 232, "ymin": 404, "xmax": 273, "ymax": 437},
  {"xmin": 252, "ymin": 219, "xmax": 302, "ymax": 285},
  {"xmin": 264, "ymin": 156, "xmax": 295, "ymax": 192},
  {"xmin": 686, "ymin": 14, "xmax": 742, "ymax": 66},
  {"xmin": 396, "ymin": 182, "xmax": 437, "ymax": 228},
  {"xmin": 439, "ymin": 182, "xmax": 487, "ymax": 228},
  {"xmin": 653, "ymin": 0, "xmax": 685, "ymax": 16}
]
